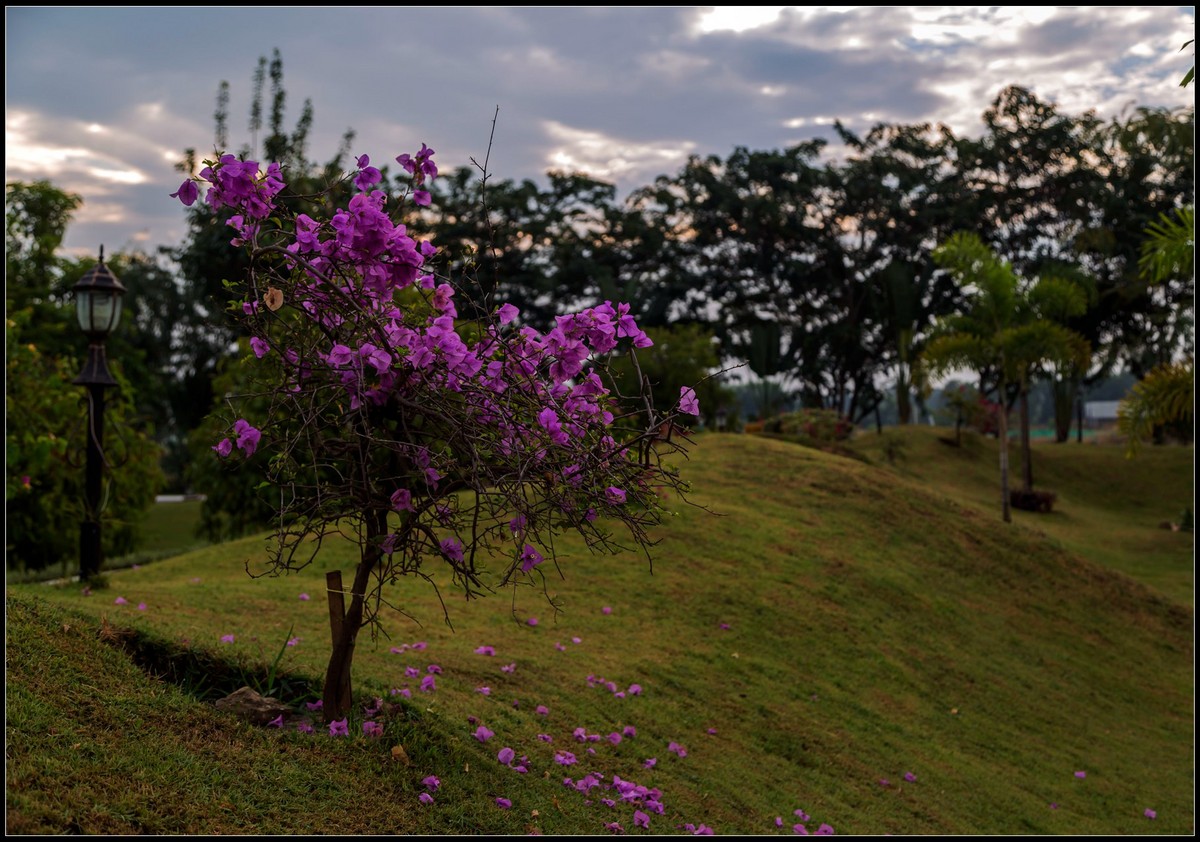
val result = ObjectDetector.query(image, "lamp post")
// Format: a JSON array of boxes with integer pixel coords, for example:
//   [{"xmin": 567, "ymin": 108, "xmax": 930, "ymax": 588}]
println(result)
[{"xmin": 72, "ymin": 247, "xmax": 126, "ymax": 582}]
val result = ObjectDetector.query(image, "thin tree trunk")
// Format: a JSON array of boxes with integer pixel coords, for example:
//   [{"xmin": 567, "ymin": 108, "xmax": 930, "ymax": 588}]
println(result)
[
  {"xmin": 998, "ymin": 381, "xmax": 1012, "ymax": 523},
  {"xmin": 322, "ymin": 509, "xmax": 386, "ymax": 723},
  {"xmin": 1019, "ymin": 382, "xmax": 1033, "ymax": 493}
]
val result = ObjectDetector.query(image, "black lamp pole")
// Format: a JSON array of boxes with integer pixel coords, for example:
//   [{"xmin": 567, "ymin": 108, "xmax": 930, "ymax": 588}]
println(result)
[{"xmin": 71, "ymin": 247, "xmax": 126, "ymax": 582}]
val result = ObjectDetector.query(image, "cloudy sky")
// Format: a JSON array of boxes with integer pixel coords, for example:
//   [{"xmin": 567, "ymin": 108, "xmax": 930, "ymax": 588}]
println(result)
[{"xmin": 5, "ymin": 6, "xmax": 1194, "ymax": 258}]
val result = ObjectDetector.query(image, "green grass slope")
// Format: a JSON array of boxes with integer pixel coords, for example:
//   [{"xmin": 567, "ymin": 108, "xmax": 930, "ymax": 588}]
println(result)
[{"xmin": 6, "ymin": 434, "xmax": 1193, "ymax": 834}]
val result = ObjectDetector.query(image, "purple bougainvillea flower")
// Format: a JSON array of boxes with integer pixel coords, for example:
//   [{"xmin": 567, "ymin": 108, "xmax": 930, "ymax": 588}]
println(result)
[
  {"xmin": 1074, "ymin": 771, "xmax": 1087, "ymax": 779},
  {"xmin": 299, "ymin": 592, "xmax": 310, "ymax": 601},
  {"xmin": 405, "ymin": 667, "xmax": 421, "ymax": 678},
  {"xmin": 633, "ymin": 810, "xmax": 650, "ymax": 830},
  {"xmin": 420, "ymin": 675, "xmax": 436, "ymax": 692},
  {"xmin": 605, "ymin": 486, "xmax": 627, "ymax": 505},
  {"xmin": 212, "ymin": 437, "xmax": 233, "ymax": 457},
  {"xmin": 520, "ymin": 544, "xmax": 544, "ymax": 572},
  {"xmin": 114, "ymin": 596, "xmax": 128, "ymax": 605},
  {"xmin": 495, "ymin": 797, "xmax": 512, "ymax": 809},
  {"xmin": 418, "ymin": 792, "xmax": 434, "ymax": 805},
  {"xmin": 679, "ymin": 386, "xmax": 700, "ymax": 416},
  {"xmin": 328, "ymin": 718, "xmax": 349, "ymax": 737},
  {"xmin": 904, "ymin": 771, "xmax": 916, "ymax": 782},
  {"xmin": 422, "ymin": 775, "xmax": 440, "ymax": 791},
  {"xmin": 555, "ymin": 751, "xmax": 578, "ymax": 766},
  {"xmin": 605, "ymin": 822, "xmax": 624, "ymax": 834},
  {"xmin": 497, "ymin": 746, "xmax": 515, "ymax": 765},
  {"xmin": 171, "ymin": 179, "xmax": 199, "ymax": 206},
  {"xmin": 474, "ymin": 725, "xmax": 494, "ymax": 742},
  {"xmin": 1144, "ymin": 808, "xmax": 1156, "ymax": 819},
  {"xmin": 475, "ymin": 645, "xmax": 496, "ymax": 656},
  {"xmin": 220, "ymin": 634, "xmax": 235, "ymax": 644},
  {"xmin": 496, "ymin": 303, "xmax": 519, "ymax": 325},
  {"xmin": 267, "ymin": 714, "xmax": 284, "ymax": 728}
]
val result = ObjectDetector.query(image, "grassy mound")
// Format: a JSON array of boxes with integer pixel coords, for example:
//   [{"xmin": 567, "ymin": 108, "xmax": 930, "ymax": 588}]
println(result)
[{"xmin": 6, "ymin": 433, "xmax": 1193, "ymax": 834}]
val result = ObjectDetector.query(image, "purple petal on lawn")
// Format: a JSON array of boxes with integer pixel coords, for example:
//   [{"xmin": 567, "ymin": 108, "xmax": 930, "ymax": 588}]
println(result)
[
  {"xmin": 536, "ymin": 705, "xmax": 549, "ymax": 716},
  {"xmin": 299, "ymin": 593, "xmax": 310, "ymax": 601},
  {"xmin": 1144, "ymin": 809, "xmax": 1157, "ymax": 820},
  {"xmin": 220, "ymin": 634, "xmax": 235, "ymax": 644},
  {"xmin": 411, "ymin": 641, "xmax": 427, "ymax": 651},
  {"xmin": 633, "ymin": 810, "xmax": 650, "ymax": 829},
  {"xmin": 608, "ymin": 732, "xmax": 622, "ymax": 745},
  {"xmin": 267, "ymin": 714, "xmax": 284, "ymax": 728},
  {"xmin": 628, "ymin": 684, "xmax": 642, "ymax": 696},
  {"xmin": 718, "ymin": 622, "xmax": 731, "ymax": 630},
  {"xmin": 537, "ymin": 734, "xmax": 554, "ymax": 742},
  {"xmin": 475, "ymin": 645, "xmax": 496, "ymax": 656},
  {"xmin": 605, "ymin": 823, "xmax": 624, "ymax": 834},
  {"xmin": 527, "ymin": 617, "xmax": 539, "ymax": 626},
  {"xmin": 602, "ymin": 606, "xmax": 612, "ymax": 615},
  {"xmin": 306, "ymin": 700, "xmax": 324, "ymax": 711},
  {"xmin": 644, "ymin": 758, "xmax": 657, "ymax": 768},
  {"xmin": 286, "ymin": 637, "xmax": 299, "ymax": 647},
  {"xmin": 1049, "ymin": 803, "xmax": 1059, "ymax": 810},
  {"xmin": 794, "ymin": 810, "xmax": 810, "ymax": 821},
  {"xmin": 816, "ymin": 824, "xmax": 835, "ymax": 835},
  {"xmin": 114, "ymin": 597, "xmax": 128, "ymax": 605},
  {"xmin": 422, "ymin": 775, "xmax": 440, "ymax": 790},
  {"xmin": 475, "ymin": 726, "xmax": 494, "ymax": 742},
  {"xmin": 418, "ymin": 792, "xmax": 434, "ymax": 805},
  {"xmin": 706, "ymin": 727, "xmax": 717, "ymax": 735},
  {"xmin": 793, "ymin": 825, "xmax": 808, "ymax": 835},
  {"xmin": 328, "ymin": 718, "xmax": 349, "ymax": 737},
  {"xmin": 501, "ymin": 663, "xmax": 516, "ymax": 673},
  {"xmin": 477, "ymin": 686, "xmax": 491, "ymax": 696},
  {"xmin": 555, "ymin": 641, "xmax": 566, "ymax": 651},
  {"xmin": 497, "ymin": 746, "xmax": 515, "ymax": 765},
  {"xmin": 495, "ymin": 797, "xmax": 512, "ymax": 809},
  {"xmin": 420, "ymin": 675, "xmax": 437, "ymax": 692},
  {"xmin": 775, "ymin": 817, "xmax": 784, "ymax": 827},
  {"xmin": 878, "ymin": 778, "xmax": 890, "ymax": 787},
  {"xmin": 572, "ymin": 636, "xmax": 582, "ymax": 644},
  {"xmin": 1074, "ymin": 770, "xmax": 1087, "ymax": 778},
  {"xmin": 904, "ymin": 771, "xmax": 916, "ymax": 782},
  {"xmin": 295, "ymin": 721, "xmax": 314, "ymax": 734},
  {"xmin": 623, "ymin": 725, "xmax": 637, "ymax": 738}
]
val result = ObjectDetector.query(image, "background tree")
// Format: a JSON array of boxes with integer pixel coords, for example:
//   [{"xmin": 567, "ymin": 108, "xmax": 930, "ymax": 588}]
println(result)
[{"xmin": 923, "ymin": 232, "xmax": 1087, "ymax": 522}]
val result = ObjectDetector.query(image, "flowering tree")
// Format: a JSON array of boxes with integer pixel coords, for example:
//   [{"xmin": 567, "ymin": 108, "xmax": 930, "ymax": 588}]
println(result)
[{"xmin": 172, "ymin": 145, "xmax": 699, "ymax": 720}]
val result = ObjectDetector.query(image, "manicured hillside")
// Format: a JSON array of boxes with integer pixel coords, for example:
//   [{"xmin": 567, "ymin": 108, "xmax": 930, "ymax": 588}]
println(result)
[{"xmin": 7, "ymin": 434, "xmax": 1193, "ymax": 834}]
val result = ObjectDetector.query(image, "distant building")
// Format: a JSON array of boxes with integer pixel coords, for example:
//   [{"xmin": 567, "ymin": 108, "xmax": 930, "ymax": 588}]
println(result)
[{"xmin": 1083, "ymin": 400, "xmax": 1121, "ymax": 429}]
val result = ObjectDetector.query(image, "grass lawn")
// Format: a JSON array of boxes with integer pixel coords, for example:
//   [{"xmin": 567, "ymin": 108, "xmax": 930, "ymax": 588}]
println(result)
[{"xmin": 6, "ymin": 430, "xmax": 1193, "ymax": 834}]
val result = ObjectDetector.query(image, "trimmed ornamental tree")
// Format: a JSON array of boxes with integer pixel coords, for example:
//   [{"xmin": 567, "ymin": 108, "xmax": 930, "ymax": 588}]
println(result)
[{"xmin": 172, "ymin": 145, "xmax": 700, "ymax": 721}]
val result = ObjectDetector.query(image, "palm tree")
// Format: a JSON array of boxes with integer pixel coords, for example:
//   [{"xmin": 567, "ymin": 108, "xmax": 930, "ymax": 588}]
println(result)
[
  {"xmin": 923, "ymin": 232, "xmax": 1091, "ymax": 522},
  {"xmin": 1120, "ymin": 204, "xmax": 1195, "ymax": 455}
]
